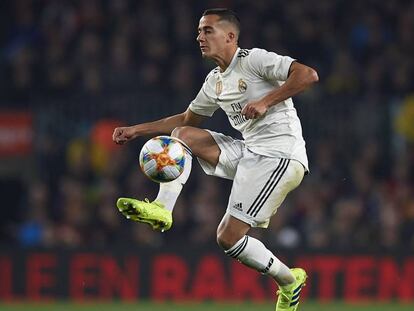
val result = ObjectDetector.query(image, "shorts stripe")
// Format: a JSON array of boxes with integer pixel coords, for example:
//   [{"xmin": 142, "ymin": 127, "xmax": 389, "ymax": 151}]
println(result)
[
  {"xmin": 247, "ymin": 158, "xmax": 290, "ymax": 217},
  {"xmin": 252, "ymin": 159, "xmax": 290, "ymax": 217},
  {"xmin": 246, "ymin": 158, "xmax": 286, "ymax": 216}
]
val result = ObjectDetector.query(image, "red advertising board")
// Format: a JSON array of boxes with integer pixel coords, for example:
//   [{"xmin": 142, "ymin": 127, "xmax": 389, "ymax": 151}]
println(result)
[{"xmin": 0, "ymin": 250, "xmax": 413, "ymax": 302}]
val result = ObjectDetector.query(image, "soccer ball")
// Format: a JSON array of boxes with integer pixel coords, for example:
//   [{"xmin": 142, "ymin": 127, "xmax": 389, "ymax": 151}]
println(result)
[{"xmin": 139, "ymin": 136, "xmax": 186, "ymax": 183}]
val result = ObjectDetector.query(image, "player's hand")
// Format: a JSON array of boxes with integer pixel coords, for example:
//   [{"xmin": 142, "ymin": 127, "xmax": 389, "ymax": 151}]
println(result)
[
  {"xmin": 112, "ymin": 126, "xmax": 137, "ymax": 145},
  {"xmin": 241, "ymin": 100, "xmax": 269, "ymax": 119}
]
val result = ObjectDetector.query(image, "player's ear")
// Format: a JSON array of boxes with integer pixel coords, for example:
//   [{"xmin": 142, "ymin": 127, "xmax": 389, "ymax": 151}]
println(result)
[{"xmin": 227, "ymin": 32, "xmax": 235, "ymax": 42}]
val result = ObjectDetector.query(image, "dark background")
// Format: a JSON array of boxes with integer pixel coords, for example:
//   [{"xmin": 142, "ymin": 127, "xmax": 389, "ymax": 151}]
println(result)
[{"xmin": 1, "ymin": 0, "xmax": 414, "ymax": 290}]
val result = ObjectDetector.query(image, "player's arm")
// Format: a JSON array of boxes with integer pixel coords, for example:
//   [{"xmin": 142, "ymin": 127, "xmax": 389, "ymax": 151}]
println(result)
[
  {"xmin": 242, "ymin": 58, "xmax": 319, "ymax": 119},
  {"xmin": 113, "ymin": 108, "xmax": 206, "ymax": 145},
  {"xmin": 262, "ymin": 61, "xmax": 318, "ymax": 106}
]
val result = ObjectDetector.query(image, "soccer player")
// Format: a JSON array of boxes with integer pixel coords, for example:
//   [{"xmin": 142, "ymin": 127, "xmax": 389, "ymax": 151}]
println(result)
[{"xmin": 112, "ymin": 8, "xmax": 318, "ymax": 311}]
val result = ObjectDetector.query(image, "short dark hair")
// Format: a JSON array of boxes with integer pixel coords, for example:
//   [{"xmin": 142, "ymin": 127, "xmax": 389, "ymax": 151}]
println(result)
[{"xmin": 202, "ymin": 8, "xmax": 240, "ymax": 33}]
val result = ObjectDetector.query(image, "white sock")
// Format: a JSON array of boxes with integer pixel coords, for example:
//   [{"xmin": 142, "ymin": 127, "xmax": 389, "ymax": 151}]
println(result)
[
  {"xmin": 225, "ymin": 235, "xmax": 294, "ymax": 285},
  {"xmin": 154, "ymin": 140, "xmax": 192, "ymax": 212}
]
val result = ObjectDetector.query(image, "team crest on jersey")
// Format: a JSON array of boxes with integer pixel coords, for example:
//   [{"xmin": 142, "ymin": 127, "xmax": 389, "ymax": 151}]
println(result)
[
  {"xmin": 238, "ymin": 79, "xmax": 247, "ymax": 93},
  {"xmin": 216, "ymin": 80, "xmax": 223, "ymax": 96}
]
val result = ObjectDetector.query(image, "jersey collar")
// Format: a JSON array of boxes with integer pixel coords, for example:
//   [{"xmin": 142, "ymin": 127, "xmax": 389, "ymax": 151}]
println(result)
[{"xmin": 221, "ymin": 47, "xmax": 240, "ymax": 76}]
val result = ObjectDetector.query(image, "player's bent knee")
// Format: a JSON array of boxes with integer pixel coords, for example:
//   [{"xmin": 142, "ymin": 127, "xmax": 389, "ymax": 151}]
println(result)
[
  {"xmin": 171, "ymin": 126, "xmax": 196, "ymax": 148},
  {"xmin": 216, "ymin": 229, "xmax": 241, "ymax": 251},
  {"xmin": 217, "ymin": 214, "xmax": 251, "ymax": 251},
  {"xmin": 216, "ymin": 233, "xmax": 231, "ymax": 250},
  {"xmin": 171, "ymin": 126, "xmax": 186, "ymax": 139}
]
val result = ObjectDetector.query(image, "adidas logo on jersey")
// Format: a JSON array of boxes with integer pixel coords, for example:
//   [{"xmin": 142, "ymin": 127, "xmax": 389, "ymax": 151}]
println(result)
[
  {"xmin": 237, "ymin": 49, "xmax": 250, "ymax": 58},
  {"xmin": 232, "ymin": 202, "xmax": 243, "ymax": 211}
]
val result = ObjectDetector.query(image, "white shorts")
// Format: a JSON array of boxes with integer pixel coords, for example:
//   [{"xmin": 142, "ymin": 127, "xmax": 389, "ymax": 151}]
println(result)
[{"xmin": 198, "ymin": 130, "xmax": 305, "ymax": 228}]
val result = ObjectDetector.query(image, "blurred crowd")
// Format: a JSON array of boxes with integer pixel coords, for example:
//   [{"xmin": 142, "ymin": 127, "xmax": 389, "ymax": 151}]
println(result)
[{"xmin": 1, "ymin": 0, "xmax": 414, "ymax": 251}]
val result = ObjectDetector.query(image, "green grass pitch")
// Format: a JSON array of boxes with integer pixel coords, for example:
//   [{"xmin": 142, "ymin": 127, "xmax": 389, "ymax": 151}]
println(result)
[{"xmin": 0, "ymin": 302, "xmax": 413, "ymax": 311}]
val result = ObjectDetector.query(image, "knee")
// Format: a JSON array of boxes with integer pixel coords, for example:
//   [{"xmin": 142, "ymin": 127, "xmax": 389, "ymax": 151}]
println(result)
[
  {"xmin": 171, "ymin": 126, "xmax": 194, "ymax": 147},
  {"xmin": 216, "ymin": 232, "xmax": 232, "ymax": 250},
  {"xmin": 216, "ymin": 227, "xmax": 241, "ymax": 251}
]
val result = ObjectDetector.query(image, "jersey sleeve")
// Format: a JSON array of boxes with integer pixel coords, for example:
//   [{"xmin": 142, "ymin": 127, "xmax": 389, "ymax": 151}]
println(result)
[
  {"xmin": 188, "ymin": 78, "xmax": 219, "ymax": 117},
  {"xmin": 247, "ymin": 48, "xmax": 295, "ymax": 82}
]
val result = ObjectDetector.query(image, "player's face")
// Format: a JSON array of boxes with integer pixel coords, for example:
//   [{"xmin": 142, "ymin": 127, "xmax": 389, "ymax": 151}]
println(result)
[{"xmin": 197, "ymin": 15, "xmax": 230, "ymax": 58}]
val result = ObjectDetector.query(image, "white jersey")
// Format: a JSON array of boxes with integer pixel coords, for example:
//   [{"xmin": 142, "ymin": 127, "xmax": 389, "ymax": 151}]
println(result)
[{"xmin": 189, "ymin": 47, "xmax": 308, "ymax": 172}]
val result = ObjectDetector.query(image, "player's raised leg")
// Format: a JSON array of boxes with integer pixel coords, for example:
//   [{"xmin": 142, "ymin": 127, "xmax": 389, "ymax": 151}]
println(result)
[{"xmin": 117, "ymin": 127, "xmax": 220, "ymax": 231}]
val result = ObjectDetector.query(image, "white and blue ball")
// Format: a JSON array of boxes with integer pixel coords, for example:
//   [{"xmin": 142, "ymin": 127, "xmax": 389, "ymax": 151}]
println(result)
[{"xmin": 139, "ymin": 136, "xmax": 186, "ymax": 183}]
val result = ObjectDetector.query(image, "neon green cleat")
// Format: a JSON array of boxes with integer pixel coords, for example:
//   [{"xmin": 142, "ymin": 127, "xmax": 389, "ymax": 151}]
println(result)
[
  {"xmin": 116, "ymin": 197, "xmax": 172, "ymax": 232},
  {"xmin": 275, "ymin": 268, "xmax": 307, "ymax": 311}
]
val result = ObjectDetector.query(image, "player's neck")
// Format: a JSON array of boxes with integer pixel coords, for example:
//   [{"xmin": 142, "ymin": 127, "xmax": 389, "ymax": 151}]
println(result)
[{"xmin": 214, "ymin": 46, "xmax": 238, "ymax": 72}]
